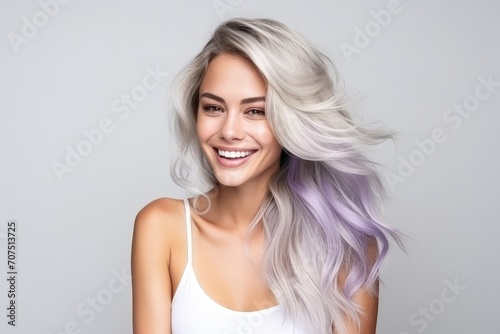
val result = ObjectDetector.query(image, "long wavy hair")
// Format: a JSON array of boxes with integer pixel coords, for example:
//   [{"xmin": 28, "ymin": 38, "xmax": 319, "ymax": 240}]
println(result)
[{"xmin": 170, "ymin": 17, "xmax": 403, "ymax": 334}]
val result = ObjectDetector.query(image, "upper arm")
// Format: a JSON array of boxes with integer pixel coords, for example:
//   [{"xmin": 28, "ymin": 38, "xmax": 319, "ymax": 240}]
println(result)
[
  {"xmin": 131, "ymin": 198, "xmax": 178, "ymax": 334},
  {"xmin": 333, "ymin": 281, "xmax": 379, "ymax": 334},
  {"xmin": 333, "ymin": 237, "xmax": 380, "ymax": 334}
]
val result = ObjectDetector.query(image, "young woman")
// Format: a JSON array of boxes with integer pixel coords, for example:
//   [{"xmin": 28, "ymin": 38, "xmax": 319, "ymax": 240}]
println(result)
[{"xmin": 131, "ymin": 18, "xmax": 402, "ymax": 334}]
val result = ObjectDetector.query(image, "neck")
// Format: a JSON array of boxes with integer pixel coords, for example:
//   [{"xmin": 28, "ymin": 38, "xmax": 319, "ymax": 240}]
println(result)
[{"xmin": 206, "ymin": 180, "xmax": 271, "ymax": 231}]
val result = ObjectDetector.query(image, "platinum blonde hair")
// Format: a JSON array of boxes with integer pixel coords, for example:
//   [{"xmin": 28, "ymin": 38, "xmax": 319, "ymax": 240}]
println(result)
[{"xmin": 170, "ymin": 17, "xmax": 403, "ymax": 334}]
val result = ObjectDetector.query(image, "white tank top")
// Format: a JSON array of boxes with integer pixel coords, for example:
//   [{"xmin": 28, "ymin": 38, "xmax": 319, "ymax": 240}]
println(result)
[{"xmin": 171, "ymin": 199, "xmax": 307, "ymax": 334}]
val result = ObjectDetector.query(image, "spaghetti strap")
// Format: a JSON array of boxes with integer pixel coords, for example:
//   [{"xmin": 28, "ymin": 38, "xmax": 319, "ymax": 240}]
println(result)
[
  {"xmin": 182, "ymin": 198, "xmax": 193, "ymax": 264},
  {"xmin": 172, "ymin": 198, "xmax": 300, "ymax": 334}
]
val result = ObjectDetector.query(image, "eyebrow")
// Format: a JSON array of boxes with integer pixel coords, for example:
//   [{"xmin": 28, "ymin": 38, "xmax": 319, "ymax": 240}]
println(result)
[{"xmin": 199, "ymin": 92, "xmax": 265, "ymax": 105}]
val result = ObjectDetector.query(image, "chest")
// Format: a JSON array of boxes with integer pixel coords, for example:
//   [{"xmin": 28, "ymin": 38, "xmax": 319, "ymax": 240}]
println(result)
[{"xmin": 170, "ymin": 217, "xmax": 278, "ymax": 312}]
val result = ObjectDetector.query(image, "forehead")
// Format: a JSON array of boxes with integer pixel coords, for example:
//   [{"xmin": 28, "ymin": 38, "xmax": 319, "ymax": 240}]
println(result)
[{"xmin": 199, "ymin": 53, "xmax": 267, "ymax": 96}]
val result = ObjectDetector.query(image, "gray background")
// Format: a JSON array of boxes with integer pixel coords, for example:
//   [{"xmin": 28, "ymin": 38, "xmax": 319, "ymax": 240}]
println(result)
[{"xmin": 1, "ymin": 0, "xmax": 499, "ymax": 333}]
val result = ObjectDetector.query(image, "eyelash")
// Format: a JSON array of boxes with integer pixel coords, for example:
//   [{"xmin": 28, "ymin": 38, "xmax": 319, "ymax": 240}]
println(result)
[
  {"xmin": 202, "ymin": 105, "xmax": 222, "ymax": 113},
  {"xmin": 201, "ymin": 105, "xmax": 266, "ymax": 116},
  {"xmin": 246, "ymin": 109, "xmax": 266, "ymax": 116}
]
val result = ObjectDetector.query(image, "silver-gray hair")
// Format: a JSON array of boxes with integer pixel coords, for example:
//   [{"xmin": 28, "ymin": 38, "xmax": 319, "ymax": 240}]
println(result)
[{"xmin": 170, "ymin": 17, "xmax": 403, "ymax": 334}]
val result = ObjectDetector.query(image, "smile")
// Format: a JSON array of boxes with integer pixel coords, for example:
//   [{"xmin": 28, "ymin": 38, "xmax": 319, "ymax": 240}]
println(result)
[{"xmin": 217, "ymin": 149, "xmax": 254, "ymax": 159}]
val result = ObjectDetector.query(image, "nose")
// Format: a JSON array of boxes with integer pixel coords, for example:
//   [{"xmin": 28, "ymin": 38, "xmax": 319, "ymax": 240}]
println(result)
[{"xmin": 219, "ymin": 111, "xmax": 244, "ymax": 141}]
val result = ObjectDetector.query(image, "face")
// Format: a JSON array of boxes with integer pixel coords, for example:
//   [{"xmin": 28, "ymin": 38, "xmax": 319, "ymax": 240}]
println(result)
[{"xmin": 196, "ymin": 53, "xmax": 282, "ymax": 188}]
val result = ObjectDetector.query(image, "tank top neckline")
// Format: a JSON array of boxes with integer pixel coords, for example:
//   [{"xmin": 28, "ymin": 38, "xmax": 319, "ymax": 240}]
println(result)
[{"xmin": 172, "ymin": 198, "xmax": 283, "ymax": 317}]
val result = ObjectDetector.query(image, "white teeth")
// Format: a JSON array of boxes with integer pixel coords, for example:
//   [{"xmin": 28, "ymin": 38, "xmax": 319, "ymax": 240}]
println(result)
[{"xmin": 218, "ymin": 149, "xmax": 253, "ymax": 159}]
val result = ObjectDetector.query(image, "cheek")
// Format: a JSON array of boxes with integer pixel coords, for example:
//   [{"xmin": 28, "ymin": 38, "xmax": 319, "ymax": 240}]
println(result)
[
  {"xmin": 255, "ymin": 122, "xmax": 274, "ymax": 141},
  {"xmin": 196, "ymin": 123, "xmax": 204, "ymax": 141},
  {"xmin": 255, "ymin": 124, "xmax": 281, "ymax": 152},
  {"xmin": 196, "ymin": 116, "xmax": 214, "ymax": 142}
]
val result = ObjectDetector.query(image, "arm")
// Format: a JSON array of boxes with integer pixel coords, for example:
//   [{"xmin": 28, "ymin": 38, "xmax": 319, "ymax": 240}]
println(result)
[
  {"xmin": 333, "ymin": 238, "xmax": 380, "ymax": 334},
  {"xmin": 333, "ymin": 281, "xmax": 379, "ymax": 334},
  {"xmin": 131, "ymin": 199, "xmax": 173, "ymax": 334}
]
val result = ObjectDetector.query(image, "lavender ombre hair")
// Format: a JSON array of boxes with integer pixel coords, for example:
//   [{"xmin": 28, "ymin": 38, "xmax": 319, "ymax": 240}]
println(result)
[{"xmin": 170, "ymin": 18, "xmax": 403, "ymax": 334}]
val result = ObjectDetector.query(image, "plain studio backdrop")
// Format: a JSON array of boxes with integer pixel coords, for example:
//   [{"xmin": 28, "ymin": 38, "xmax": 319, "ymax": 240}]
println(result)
[{"xmin": 1, "ymin": 0, "xmax": 499, "ymax": 333}]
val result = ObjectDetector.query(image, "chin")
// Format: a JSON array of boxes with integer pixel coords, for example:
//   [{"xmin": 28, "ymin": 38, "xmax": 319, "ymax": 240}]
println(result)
[
  {"xmin": 214, "ymin": 176, "xmax": 245, "ymax": 188},
  {"xmin": 212, "ymin": 170, "xmax": 251, "ymax": 188}
]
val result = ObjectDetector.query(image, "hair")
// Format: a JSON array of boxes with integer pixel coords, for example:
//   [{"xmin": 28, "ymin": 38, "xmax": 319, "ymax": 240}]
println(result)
[{"xmin": 170, "ymin": 17, "xmax": 404, "ymax": 334}]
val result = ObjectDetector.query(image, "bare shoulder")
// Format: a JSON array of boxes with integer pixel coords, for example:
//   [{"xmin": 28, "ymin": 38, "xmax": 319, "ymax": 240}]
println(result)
[
  {"xmin": 135, "ymin": 197, "xmax": 185, "ymax": 222},
  {"xmin": 131, "ymin": 197, "xmax": 185, "ymax": 333},
  {"xmin": 132, "ymin": 197, "xmax": 185, "ymax": 264}
]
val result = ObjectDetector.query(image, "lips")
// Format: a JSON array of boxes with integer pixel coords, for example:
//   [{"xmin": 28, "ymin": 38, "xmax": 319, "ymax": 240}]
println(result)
[{"xmin": 212, "ymin": 147, "xmax": 257, "ymax": 168}]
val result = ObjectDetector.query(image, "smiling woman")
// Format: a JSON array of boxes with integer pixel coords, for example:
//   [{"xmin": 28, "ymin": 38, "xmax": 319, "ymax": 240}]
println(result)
[
  {"xmin": 131, "ymin": 18, "xmax": 404, "ymax": 334},
  {"xmin": 196, "ymin": 54, "xmax": 282, "ymax": 188}
]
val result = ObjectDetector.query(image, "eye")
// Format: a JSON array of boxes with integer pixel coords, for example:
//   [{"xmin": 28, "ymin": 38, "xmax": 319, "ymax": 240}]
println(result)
[
  {"xmin": 202, "ymin": 105, "xmax": 223, "ymax": 113},
  {"xmin": 246, "ymin": 109, "xmax": 266, "ymax": 117}
]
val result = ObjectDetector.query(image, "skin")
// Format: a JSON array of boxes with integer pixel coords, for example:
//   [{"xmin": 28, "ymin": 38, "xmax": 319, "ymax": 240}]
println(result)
[{"xmin": 131, "ymin": 53, "xmax": 378, "ymax": 334}]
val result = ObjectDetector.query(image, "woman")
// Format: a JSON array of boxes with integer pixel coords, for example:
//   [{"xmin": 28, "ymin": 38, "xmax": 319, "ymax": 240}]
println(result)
[{"xmin": 131, "ymin": 18, "xmax": 403, "ymax": 334}]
